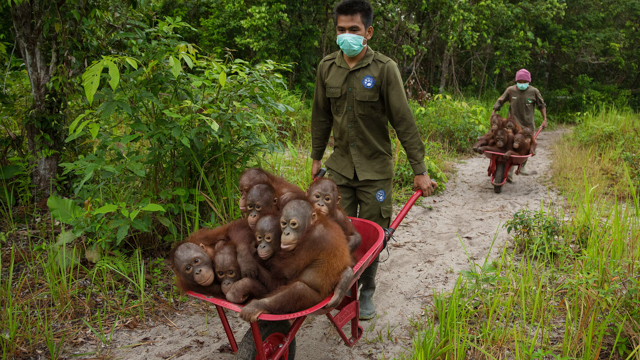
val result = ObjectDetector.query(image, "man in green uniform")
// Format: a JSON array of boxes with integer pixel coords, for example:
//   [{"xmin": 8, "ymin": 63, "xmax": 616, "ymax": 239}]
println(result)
[
  {"xmin": 492, "ymin": 68, "xmax": 548, "ymax": 180},
  {"xmin": 310, "ymin": 0, "xmax": 436, "ymax": 320}
]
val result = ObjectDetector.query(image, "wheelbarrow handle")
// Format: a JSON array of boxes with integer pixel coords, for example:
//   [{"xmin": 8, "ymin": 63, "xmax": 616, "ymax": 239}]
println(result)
[
  {"xmin": 388, "ymin": 182, "xmax": 437, "ymax": 233},
  {"xmin": 534, "ymin": 125, "xmax": 544, "ymax": 139},
  {"xmin": 313, "ymin": 168, "xmax": 327, "ymax": 180}
]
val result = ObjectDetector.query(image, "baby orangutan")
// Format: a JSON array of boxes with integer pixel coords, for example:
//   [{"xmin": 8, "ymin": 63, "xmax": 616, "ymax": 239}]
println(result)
[
  {"xmin": 503, "ymin": 117, "xmax": 522, "ymax": 136},
  {"xmin": 242, "ymin": 213, "xmax": 354, "ymax": 309},
  {"xmin": 238, "ymin": 168, "xmax": 306, "ymax": 213},
  {"xmin": 503, "ymin": 133, "xmax": 531, "ymax": 160},
  {"xmin": 224, "ymin": 215, "xmax": 283, "ymax": 303},
  {"xmin": 473, "ymin": 114, "xmax": 504, "ymax": 152},
  {"xmin": 214, "ymin": 241, "xmax": 268, "ymax": 303},
  {"xmin": 479, "ymin": 129, "xmax": 510, "ymax": 154},
  {"xmin": 255, "ymin": 214, "xmax": 282, "ymax": 261},
  {"xmin": 239, "ymin": 200, "xmax": 351, "ymax": 322},
  {"xmin": 522, "ymin": 127, "xmax": 537, "ymax": 155},
  {"xmin": 306, "ymin": 178, "xmax": 362, "ymax": 254},
  {"xmin": 170, "ymin": 242, "xmax": 223, "ymax": 297},
  {"xmin": 245, "ymin": 184, "xmax": 279, "ymax": 230}
]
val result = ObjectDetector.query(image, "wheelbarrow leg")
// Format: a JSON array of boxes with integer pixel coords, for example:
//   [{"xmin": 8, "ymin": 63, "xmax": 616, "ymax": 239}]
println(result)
[
  {"xmin": 350, "ymin": 280, "xmax": 362, "ymax": 342},
  {"xmin": 250, "ymin": 322, "xmax": 267, "ymax": 360},
  {"xmin": 326, "ymin": 279, "xmax": 363, "ymax": 346},
  {"xmin": 216, "ymin": 305, "xmax": 238, "ymax": 353}
]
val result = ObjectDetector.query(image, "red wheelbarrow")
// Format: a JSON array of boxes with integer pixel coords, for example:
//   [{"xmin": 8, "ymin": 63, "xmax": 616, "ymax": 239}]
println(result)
[
  {"xmin": 187, "ymin": 190, "xmax": 425, "ymax": 360},
  {"xmin": 483, "ymin": 125, "xmax": 544, "ymax": 193}
]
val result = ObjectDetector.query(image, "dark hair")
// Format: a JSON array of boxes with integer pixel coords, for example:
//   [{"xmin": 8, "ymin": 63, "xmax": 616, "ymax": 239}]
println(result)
[{"xmin": 334, "ymin": 0, "xmax": 373, "ymax": 29}]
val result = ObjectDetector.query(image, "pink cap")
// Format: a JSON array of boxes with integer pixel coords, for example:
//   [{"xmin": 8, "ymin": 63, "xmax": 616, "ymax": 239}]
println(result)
[{"xmin": 515, "ymin": 69, "xmax": 531, "ymax": 82}]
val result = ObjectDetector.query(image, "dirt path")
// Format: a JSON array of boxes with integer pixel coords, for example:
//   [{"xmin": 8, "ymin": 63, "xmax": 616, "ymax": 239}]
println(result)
[{"xmin": 73, "ymin": 130, "xmax": 563, "ymax": 360}]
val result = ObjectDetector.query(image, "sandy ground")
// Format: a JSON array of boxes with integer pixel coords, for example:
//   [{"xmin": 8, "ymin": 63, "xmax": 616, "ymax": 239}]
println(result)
[{"xmin": 72, "ymin": 129, "xmax": 563, "ymax": 360}]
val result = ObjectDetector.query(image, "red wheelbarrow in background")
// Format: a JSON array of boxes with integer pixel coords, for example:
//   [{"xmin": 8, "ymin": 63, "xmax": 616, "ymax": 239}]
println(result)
[{"xmin": 483, "ymin": 125, "xmax": 544, "ymax": 193}]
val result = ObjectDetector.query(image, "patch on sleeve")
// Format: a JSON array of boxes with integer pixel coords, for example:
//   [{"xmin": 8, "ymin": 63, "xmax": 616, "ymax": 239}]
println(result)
[
  {"xmin": 362, "ymin": 75, "xmax": 375, "ymax": 89},
  {"xmin": 376, "ymin": 189, "xmax": 385, "ymax": 202}
]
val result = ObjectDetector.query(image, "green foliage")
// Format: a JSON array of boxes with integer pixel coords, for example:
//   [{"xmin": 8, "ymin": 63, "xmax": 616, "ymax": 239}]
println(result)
[
  {"xmin": 505, "ymin": 209, "xmax": 565, "ymax": 258},
  {"xmin": 47, "ymin": 194, "xmax": 166, "ymax": 250},
  {"xmin": 412, "ymin": 94, "xmax": 488, "ymax": 153},
  {"xmin": 195, "ymin": 0, "xmax": 329, "ymax": 91},
  {"xmin": 0, "ymin": 157, "xmax": 30, "ymax": 212},
  {"xmin": 572, "ymin": 108, "xmax": 640, "ymax": 192},
  {"xmin": 393, "ymin": 140, "xmax": 448, "ymax": 195},
  {"xmin": 55, "ymin": 16, "xmax": 293, "ymax": 249}
]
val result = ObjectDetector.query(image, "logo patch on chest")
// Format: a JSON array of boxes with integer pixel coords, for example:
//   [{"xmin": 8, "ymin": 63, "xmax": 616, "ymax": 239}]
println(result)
[
  {"xmin": 376, "ymin": 189, "xmax": 385, "ymax": 202},
  {"xmin": 526, "ymin": 98, "xmax": 534, "ymax": 104},
  {"xmin": 362, "ymin": 76, "xmax": 375, "ymax": 89}
]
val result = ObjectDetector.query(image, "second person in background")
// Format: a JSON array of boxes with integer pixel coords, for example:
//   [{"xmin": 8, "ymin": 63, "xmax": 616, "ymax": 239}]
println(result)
[
  {"xmin": 310, "ymin": 0, "xmax": 436, "ymax": 320},
  {"xmin": 492, "ymin": 68, "xmax": 548, "ymax": 180}
]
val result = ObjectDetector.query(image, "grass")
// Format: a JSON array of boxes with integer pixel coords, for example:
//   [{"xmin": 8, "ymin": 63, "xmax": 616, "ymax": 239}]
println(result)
[
  {"xmin": 552, "ymin": 107, "xmax": 640, "ymax": 200},
  {"xmin": 405, "ymin": 186, "xmax": 640, "ymax": 359},
  {"xmin": 404, "ymin": 107, "xmax": 640, "ymax": 359},
  {"xmin": 0, "ymin": 226, "xmax": 187, "ymax": 359}
]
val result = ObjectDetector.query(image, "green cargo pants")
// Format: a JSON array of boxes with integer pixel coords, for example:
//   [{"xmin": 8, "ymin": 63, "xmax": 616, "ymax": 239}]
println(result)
[
  {"xmin": 328, "ymin": 168, "xmax": 392, "ymax": 319},
  {"xmin": 327, "ymin": 169, "xmax": 393, "ymax": 228}
]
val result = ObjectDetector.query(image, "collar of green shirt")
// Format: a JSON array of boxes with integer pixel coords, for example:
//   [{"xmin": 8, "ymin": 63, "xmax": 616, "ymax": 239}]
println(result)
[{"xmin": 335, "ymin": 46, "xmax": 376, "ymax": 71}]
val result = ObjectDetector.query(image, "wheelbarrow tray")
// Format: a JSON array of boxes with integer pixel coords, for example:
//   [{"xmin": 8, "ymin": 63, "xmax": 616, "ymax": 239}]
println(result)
[
  {"xmin": 483, "ymin": 125, "xmax": 544, "ymax": 187},
  {"xmin": 188, "ymin": 217, "xmax": 384, "ymax": 319},
  {"xmin": 483, "ymin": 151, "xmax": 531, "ymax": 165},
  {"xmin": 187, "ymin": 217, "xmax": 385, "ymax": 359},
  {"xmin": 187, "ymin": 189, "xmax": 425, "ymax": 360}
]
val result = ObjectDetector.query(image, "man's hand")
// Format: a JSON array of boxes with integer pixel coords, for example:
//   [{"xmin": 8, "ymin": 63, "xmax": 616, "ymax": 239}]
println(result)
[
  {"xmin": 311, "ymin": 159, "xmax": 322, "ymax": 178},
  {"xmin": 414, "ymin": 173, "xmax": 437, "ymax": 197},
  {"xmin": 541, "ymin": 119, "xmax": 548, "ymax": 128}
]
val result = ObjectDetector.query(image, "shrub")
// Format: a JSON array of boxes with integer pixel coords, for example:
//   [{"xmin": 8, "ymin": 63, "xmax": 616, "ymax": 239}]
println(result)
[
  {"xmin": 50, "ymin": 17, "xmax": 293, "ymax": 251},
  {"xmin": 504, "ymin": 209, "xmax": 565, "ymax": 258},
  {"xmin": 412, "ymin": 94, "xmax": 488, "ymax": 154}
]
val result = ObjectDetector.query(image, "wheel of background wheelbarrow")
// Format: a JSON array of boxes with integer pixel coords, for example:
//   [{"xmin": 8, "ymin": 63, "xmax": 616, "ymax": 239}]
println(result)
[
  {"xmin": 494, "ymin": 163, "xmax": 505, "ymax": 194},
  {"xmin": 235, "ymin": 320, "xmax": 296, "ymax": 360}
]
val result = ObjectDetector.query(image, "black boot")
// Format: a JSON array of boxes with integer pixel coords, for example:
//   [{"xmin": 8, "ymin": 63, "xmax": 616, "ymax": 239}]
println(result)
[{"xmin": 359, "ymin": 257, "xmax": 378, "ymax": 320}]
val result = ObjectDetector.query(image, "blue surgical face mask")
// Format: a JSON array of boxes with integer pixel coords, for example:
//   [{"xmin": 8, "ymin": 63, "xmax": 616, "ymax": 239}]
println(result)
[
  {"xmin": 336, "ymin": 33, "xmax": 366, "ymax": 57},
  {"xmin": 517, "ymin": 82, "xmax": 530, "ymax": 91}
]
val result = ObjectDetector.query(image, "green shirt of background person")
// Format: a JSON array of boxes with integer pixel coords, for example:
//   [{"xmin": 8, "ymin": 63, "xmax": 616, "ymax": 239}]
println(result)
[
  {"xmin": 491, "ymin": 68, "xmax": 548, "ymax": 177},
  {"xmin": 310, "ymin": 0, "xmax": 436, "ymax": 321}
]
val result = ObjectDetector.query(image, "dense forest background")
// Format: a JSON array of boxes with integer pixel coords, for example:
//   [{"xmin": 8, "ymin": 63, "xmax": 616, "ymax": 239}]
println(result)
[
  {"xmin": 155, "ymin": 0, "xmax": 640, "ymax": 110},
  {"xmin": 0, "ymin": 0, "xmax": 638, "ymax": 245}
]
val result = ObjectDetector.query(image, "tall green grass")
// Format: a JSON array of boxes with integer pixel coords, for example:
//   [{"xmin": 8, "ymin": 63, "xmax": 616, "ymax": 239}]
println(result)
[
  {"xmin": 404, "ymin": 180, "xmax": 640, "ymax": 359},
  {"xmin": 553, "ymin": 107, "xmax": 640, "ymax": 200},
  {"xmin": 405, "ymin": 107, "xmax": 640, "ymax": 359}
]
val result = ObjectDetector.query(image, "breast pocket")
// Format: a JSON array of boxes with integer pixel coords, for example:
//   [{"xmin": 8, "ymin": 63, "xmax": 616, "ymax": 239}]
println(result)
[
  {"xmin": 326, "ymin": 87, "xmax": 344, "ymax": 116},
  {"xmin": 355, "ymin": 90, "xmax": 380, "ymax": 118}
]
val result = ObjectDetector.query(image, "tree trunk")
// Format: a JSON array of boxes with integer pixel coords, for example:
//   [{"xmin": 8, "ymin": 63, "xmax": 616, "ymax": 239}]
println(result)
[
  {"xmin": 478, "ymin": 47, "xmax": 491, "ymax": 99},
  {"xmin": 439, "ymin": 44, "xmax": 451, "ymax": 94},
  {"xmin": 11, "ymin": 0, "xmax": 62, "ymax": 198}
]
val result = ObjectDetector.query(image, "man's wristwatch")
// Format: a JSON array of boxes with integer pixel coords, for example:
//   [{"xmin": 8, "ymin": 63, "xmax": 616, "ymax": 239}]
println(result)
[{"xmin": 416, "ymin": 171, "xmax": 428, "ymax": 176}]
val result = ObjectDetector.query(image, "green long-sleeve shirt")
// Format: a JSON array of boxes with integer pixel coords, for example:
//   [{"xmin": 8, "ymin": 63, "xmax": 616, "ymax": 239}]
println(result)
[
  {"xmin": 493, "ymin": 85, "xmax": 546, "ymax": 130},
  {"xmin": 311, "ymin": 47, "xmax": 427, "ymax": 180}
]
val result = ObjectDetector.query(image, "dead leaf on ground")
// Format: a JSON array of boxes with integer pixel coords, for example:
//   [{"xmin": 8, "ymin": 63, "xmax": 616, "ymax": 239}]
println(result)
[{"xmin": 218, "ymin": 344, "xmax": 234, "ymax": 353}]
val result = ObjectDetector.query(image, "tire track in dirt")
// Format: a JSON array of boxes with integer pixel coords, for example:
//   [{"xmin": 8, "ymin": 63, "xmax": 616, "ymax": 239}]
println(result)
[{"xmin": 72, "ymin": 130, "xmax": 563, "ymax": 360}]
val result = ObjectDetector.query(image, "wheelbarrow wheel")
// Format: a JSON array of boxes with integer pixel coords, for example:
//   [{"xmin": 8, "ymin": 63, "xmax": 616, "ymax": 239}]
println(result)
[
  {"xmin": 494, "ymin": 163, "xmax": 505, "ymax": 194},
  {"xmin": 235, "ymin": 320, "xmax": 296, "ymax": 360}
]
